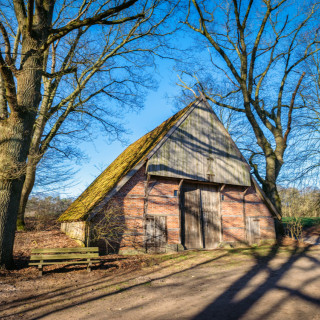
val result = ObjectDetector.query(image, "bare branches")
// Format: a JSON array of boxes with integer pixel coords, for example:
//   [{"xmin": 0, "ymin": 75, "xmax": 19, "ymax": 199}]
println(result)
[
  {"xmin": 16, "ymin": 0, "xmax": 177, "ymax": 185},
  {"xmin": 44, "ymin": 0, "xmax": 142, "ymax": 50},
  {"xmin": 177, "ymin": 71, "xmax": 245, "ymax": 112},
  {"xmin": 186, "ymin": 0, "xmax": 242, "ymax": 85},
  {"xmin": 182, "ymin": 0, "xmax": 320, "ymax": 211}
]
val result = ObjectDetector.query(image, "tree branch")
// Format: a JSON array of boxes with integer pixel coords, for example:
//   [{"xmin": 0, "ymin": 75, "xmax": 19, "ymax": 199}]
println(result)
[
  {"xmin": 42, "ymin": 67, "xmax": 77, "ymax": 79},
  {"xmin": 13, "ymin": 0, "xmax": 27, "ymax": 29},
  {"xmin": 27, "ymin": 0, "xmax": 34, "ymax": 34},
  {"xmin": 283, "ymin": 72, "xmax": 306, "ymax": 145},
  {"xmin": 44, "ymin": 0, "xmax": 142, "ymax": 50},
  {"xmin": 12, "ymin": 27, "xmax": 21, "ymax": 64},
  {"xmin": 0, "ymin": 74, "xmax": 8, "ymax": 120},
  {"xmin": 248, "ymin": 152, "xmax": 265, "ymax": 185},
  {"xmin": 0, "ymin": 22, "xmax": 17, "ymax": 74}
]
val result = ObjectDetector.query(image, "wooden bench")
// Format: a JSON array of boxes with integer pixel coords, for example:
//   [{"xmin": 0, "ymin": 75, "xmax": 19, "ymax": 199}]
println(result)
[{"xmin": 29, "ymin": 247, "xmax": 100, "ymax": 276}]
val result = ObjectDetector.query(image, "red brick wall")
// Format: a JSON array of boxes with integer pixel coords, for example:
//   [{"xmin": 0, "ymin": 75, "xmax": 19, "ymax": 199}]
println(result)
[
  {"xmin": 93, "ymin": 165, "xmax": 276, "ymax": 251},
  {"xmin": 221, "ymin": 185, "xmax": 276, "ymax": 243},
  {"xmin": 93, "ymin": 165, "xmax": 180, "ymax": 252}
]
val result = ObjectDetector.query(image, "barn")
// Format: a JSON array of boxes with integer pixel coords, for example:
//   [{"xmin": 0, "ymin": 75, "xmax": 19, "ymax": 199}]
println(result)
[{"xmin": 58, "ymin": 97, "xmax": 279, "ymax": 253}]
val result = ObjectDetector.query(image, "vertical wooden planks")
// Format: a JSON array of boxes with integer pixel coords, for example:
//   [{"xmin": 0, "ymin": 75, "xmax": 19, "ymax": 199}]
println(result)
[
  {"xmin": 145, "ymin": 215, "xmax": 167, "ymax": 253},
  {"xmin": 181, "ymin": 183, "xmax": 221, "ymax": 249},
  {"xmin": 181, "ymin": 184, "xmax": 202, "ymax": 249},
  {"xmin": 148, "ymin": 101, "xmax": 251, "ymax": 186},
  {"xmin": 246, "ymin": 217, "xmax": 261, "ymax": 244},
  {"xmin": 200, "ymin": 185, "xmax": 220, "ymax": 248}
]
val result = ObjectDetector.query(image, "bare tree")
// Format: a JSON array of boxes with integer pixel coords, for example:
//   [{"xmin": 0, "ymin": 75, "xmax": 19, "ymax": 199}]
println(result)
[
  {"xmin": 16, "ymin": 1, "xmax": 177, "ymax": 230},
  {"xmin": 0, "ymin": 0, "xmax": 176, "ymax": 268},
  {"xmin": 89, "ymin": 202, "xmax": 126, "ymax": 251},
  {"xmin": 180, "ymin": 0, "xmax": 320, "ymax": 217}
]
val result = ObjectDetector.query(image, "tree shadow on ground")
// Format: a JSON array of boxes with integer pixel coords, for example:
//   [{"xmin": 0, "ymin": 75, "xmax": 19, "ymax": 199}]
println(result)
[
  {"xmin": 0, "ymin": 251, "xmax": 228, "ymax": 319},
  {"xmin": 191, "ymin": 242, "xmax": 320, "ymax": 319},
  {"xmin": 0, "ymin": 243, "xmax": 319, "ymax": 320}
]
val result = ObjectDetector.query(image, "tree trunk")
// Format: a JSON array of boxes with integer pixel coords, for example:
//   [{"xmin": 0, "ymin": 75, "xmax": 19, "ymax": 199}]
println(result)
[
  {"xmin": 261, "ymin": 156, "xmax": 285, "ymax": 239},
  {"xmin": 17, "ymin": 157, "xmax": 37, "ymax": 230},
  {"xmin": 262, "ymin": 178, "xmax": 282, "ymax": 214},
  {"xmin": 0, "ymin": 28, "xmax": 45, "ymax": 267},
  {"xmin": 0, "ymin": 117, "xmax": 33, "ymax": 268}
]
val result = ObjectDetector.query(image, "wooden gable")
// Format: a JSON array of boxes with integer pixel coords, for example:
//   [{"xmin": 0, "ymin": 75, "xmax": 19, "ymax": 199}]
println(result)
[{"xmin": 147, "ymin": 99, "xmax": 251, "ymax": 186}]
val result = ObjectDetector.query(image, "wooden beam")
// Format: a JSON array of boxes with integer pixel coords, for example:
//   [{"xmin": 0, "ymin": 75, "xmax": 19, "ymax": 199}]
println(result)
[
  {"xmin": 242, "ymin": 187, "xmax": 250, "ymax": 242},
  {"xmin": 178, "ymin": 179, "xmax": 184, "ymax": 244}
]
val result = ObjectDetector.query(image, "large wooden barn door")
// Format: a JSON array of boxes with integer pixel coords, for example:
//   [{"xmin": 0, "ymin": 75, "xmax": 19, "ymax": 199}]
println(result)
[
  {"xmin": 181, "ymin": 183, "xmax": 220, "ymax": 249},
  {"xmin": 181, "ymin": 184, "xmax": 202, "ymax": 249},
  {"xmin": 201, "ymin": 185, "xmax": 220, "ymax": 248}
]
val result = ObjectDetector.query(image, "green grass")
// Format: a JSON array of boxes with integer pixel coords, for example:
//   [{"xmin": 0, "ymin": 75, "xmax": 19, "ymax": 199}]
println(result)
[{"xmin": 282, "ymin": 217, "xmax": 320, "ymax": 229}]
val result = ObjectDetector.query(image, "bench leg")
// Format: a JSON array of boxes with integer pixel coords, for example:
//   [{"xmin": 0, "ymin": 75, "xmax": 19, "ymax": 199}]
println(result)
[
  {"xmin": 38, "ymin": 265, "xmax": 43, "ymax": 277},
  {"xmin": 87, "ymin": 262, "xmax": 92, "ymax": 272}
]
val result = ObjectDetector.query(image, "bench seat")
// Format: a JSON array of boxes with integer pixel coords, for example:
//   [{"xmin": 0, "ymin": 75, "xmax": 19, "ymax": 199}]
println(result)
[{"xmin": 29, "ymin": 247, "xmax": 100, "ymax": 276}]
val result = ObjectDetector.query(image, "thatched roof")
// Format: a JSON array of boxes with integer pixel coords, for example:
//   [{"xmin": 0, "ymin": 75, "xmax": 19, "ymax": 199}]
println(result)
[{"xmin": 58, "ymin": 102, "xmax": 193, "ymax": 222}]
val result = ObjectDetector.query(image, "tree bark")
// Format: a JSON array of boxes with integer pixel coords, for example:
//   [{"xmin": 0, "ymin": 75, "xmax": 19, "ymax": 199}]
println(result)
[
  {"xmin": 0, "ymin": 75, "xmax": 7, "ymax": 120},
  {"xmin": 0, "ymin": 116, "xmax": 33, "ymax": 268},
  {"xmin": 17, "ymin": 158, "xmax": 37, "ymax": 230}
]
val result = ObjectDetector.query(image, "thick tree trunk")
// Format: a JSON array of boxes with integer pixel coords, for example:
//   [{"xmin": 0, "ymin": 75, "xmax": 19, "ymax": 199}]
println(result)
[
  {"xmin": 0, "ymin": 117, "xmax": 33, "ymax": 268},
  {"xmin": 261, "ymin": 156, "xmax": 285, "ymax": 239},
  {"xmin": 16, "ymin": 84, "xmax": 53, "ymax": 229},
  {"xmin": 262, "ymin": 180, "xmax": 284, "ymax": 240},
  {"xmin": 263, "ymin": 155, "xmax": 283, "ymax": 214},
  {"xmin": 262, "ymin": 179, "xmax": 282, "ymax": 214},
  {"xmin": 0, "ymin": 29, "xmax": 45, "ymax": 267}
]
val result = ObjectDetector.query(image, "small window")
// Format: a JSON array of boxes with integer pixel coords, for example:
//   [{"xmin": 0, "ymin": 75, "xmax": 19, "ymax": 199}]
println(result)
[
  {"xmin": 174, "ymin": 190, "xmax": 178, "ymax": 197},
  {"xmin": 221, "ymin": 194, "xmax": 224, "ymax": 201}
]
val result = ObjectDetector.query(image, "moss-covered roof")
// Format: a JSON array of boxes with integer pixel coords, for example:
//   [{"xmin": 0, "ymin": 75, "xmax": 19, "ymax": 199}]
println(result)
[{"xmin": 58, "ymin": 102, "xmax": 193, "ymax": 222}]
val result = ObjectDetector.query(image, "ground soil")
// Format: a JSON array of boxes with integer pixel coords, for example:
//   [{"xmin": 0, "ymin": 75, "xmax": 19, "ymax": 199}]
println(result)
[{"xmin": 0, "ymin": 229, "xmax": 320, "ymax": 320}]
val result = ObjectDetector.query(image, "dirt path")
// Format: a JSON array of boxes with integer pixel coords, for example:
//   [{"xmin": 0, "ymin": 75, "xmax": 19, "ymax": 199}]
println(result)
[{"xmin": 1, "ymin": 246, "xmax": 320, "ymax": 320}]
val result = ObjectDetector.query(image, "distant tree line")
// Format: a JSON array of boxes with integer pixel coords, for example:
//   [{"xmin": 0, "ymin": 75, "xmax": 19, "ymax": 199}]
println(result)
[
  {"xmin": 25, "ymin": 196, "xmax": 73, "ymax": 218},
  {"xmin": 24, "ymin": 195, "xmax": 73, "ymax": 231},
  {"xmin": 279, "ymin": 187, "xmax": 320, "ymax": 218}
]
